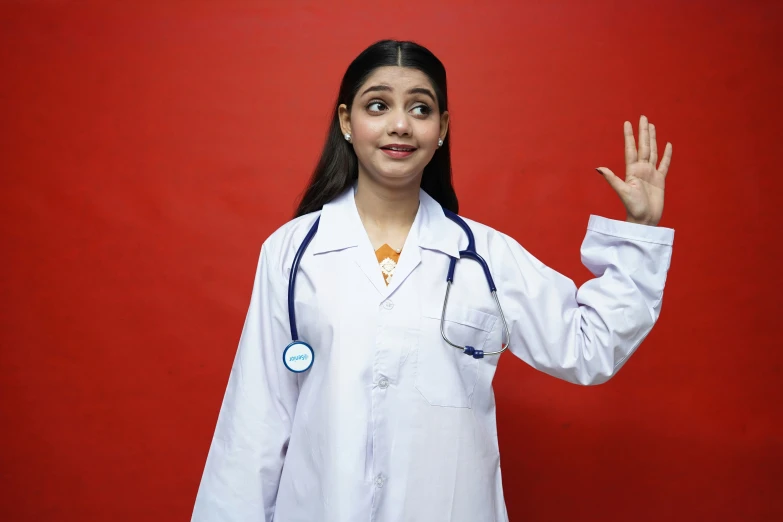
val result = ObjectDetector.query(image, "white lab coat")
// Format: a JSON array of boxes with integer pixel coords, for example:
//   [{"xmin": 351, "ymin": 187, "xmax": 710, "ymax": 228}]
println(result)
[{"xmin": 192, "ymin": 186, "xmax": 674, "ymax": 522}]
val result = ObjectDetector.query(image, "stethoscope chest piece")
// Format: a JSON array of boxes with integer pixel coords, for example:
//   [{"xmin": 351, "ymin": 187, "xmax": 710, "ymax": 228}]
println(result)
[{"xmin": 283, "ymin": 341, "xmax": 314, "ymax": 373}]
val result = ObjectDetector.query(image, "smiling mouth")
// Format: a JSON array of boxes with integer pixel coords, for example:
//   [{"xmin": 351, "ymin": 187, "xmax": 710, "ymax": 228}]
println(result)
[
  {"xmin": 380, "ymin": 146, "xmax": 417, "ymax": 159},
  {"xmin": 380, "ymin": 145, "xmax": 417, "ymax": 152}
]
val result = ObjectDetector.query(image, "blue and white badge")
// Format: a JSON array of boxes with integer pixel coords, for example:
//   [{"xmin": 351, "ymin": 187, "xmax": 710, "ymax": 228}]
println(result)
[{"xmin": 283, "ymin": 341, "xmax": 314, "ymax": 373}]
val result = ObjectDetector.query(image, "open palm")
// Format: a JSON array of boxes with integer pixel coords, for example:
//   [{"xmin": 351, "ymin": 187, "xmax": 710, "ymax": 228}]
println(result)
[{"xmin": 597, "ymin": 115, "xmax": 673, "ymax": 226}]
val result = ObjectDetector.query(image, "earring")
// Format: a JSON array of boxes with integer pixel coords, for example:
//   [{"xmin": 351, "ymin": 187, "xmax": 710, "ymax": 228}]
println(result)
[
  {"xmin": 344, "ymin": 133, "xmax": 352, "ymax": 143},
  {"xmin": 438, "ymin": 138, "xmax": 444, "ymax": 147}
]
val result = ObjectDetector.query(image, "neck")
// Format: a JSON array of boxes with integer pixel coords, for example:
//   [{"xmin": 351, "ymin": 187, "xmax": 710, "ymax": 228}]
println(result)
[
  {"xmin": 354, "ymin": 173, "xmax": 421, "ymax": 252},
  {"xmin": 354, "ymin": 175, "xmax": 420, "ymax": 229}
]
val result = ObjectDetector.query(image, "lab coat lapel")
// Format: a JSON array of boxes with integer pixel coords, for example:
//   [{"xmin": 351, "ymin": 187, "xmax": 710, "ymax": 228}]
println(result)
[
  {"xmin": 352, "ymin": 239, "xmax": 389, "ymax": 296},
  {"xmin": 416, "ymin": 189, "xmax": 462, "ymax": 258},
  {"xmin": 384, "ymin": 214, "xmax": 422, "ymax": 296},
  {"xmin": 311, "ymin": 187, "xmax": 387, "ymax": 296},
  {"xmin": 386, "ymin": 190, "xmax": 461, "ymax": 295},
  {"xmin": 312, "ymin": 186, "xmax": 461, "ymax": 298}
]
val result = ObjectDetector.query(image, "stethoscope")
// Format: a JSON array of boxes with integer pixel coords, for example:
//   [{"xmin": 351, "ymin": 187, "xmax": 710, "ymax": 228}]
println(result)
[{"xmin": 282, "ymin": 209, "xmax": 511, "ymax": 373}]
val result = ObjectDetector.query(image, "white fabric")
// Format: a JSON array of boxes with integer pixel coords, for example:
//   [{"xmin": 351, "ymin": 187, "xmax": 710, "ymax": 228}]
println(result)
[{"xmin": 192, "ymin": 187, "xmax": 674, "ymax": 522}]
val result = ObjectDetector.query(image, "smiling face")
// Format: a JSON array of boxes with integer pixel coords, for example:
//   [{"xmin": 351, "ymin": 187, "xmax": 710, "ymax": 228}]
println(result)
[{"xmin": 339, "ymin": 66, "xmax": 449, "ymax": 190}]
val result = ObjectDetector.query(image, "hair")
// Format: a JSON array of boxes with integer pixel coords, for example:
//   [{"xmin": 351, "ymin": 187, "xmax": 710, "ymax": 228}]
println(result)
[{"xmin": 294, "ymin": 39, "xmax": 458, "ymax": 217}]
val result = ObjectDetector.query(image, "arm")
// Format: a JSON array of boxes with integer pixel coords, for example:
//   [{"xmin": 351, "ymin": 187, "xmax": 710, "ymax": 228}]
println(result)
[
  {"xmin": 498, "ymin": 115, "xmax": 675, "ymax": 384},
  {"xmin": 192, "ymin": 244, "xmax": 298, "ymax": 521},
  {"xmin": 496, "ymin": 218, "xmax": 673, "ymax": 385}
]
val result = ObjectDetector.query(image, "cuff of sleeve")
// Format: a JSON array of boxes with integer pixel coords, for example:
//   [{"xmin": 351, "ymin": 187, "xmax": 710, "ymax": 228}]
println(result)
[{"xmin": 587, "ymin": 215, "xmax": 674, "ymax": 246}]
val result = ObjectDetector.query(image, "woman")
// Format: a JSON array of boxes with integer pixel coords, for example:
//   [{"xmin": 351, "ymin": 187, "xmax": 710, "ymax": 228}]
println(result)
[{"xmin": 192, "ymin": 40, "xmax": 674, "ymax": 522}]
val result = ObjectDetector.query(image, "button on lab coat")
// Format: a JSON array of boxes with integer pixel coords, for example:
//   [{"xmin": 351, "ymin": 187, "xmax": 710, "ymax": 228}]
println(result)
[{"xmin": 192, "ymin": 187, "xmax": 674, "ymax": 522}]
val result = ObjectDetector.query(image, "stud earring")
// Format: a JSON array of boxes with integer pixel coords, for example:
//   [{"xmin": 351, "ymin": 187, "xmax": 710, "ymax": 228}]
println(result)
[
  {"xmin": 344, "ymin": 133, "xmax": 352, "ymax": 143},
  {"xmin": 438, "ymin": 138, "xmax": 444, "ymax": 147}
]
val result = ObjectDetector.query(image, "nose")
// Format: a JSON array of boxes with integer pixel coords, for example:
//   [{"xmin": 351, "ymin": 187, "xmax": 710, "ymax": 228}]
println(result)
[{"xmin": 387, "ymin": 107, "xmax": 412, "ymax": 137}]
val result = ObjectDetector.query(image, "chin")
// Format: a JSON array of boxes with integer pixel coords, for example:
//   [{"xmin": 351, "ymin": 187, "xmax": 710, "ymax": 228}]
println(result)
[
  {"xmin": 376, "ymin": 162, "xmax": 425, "ymax": 178},
  {"xmin": 371, "ymin": 169, "xmax": 422, "ymax": 188}
]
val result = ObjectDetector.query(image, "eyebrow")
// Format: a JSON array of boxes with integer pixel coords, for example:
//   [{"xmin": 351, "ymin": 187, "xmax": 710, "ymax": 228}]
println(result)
[{"xmin": 360, "ymin": 84, "xmax": 437, "ymax": 104}]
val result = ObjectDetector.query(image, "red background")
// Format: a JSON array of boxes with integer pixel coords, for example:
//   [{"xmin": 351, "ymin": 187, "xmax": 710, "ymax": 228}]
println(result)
[{"xmin": 1, "ymin": 1, "xmax": 781, "ymax": 520}]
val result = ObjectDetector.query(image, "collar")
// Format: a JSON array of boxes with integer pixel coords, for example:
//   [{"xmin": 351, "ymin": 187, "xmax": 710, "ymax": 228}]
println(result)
[{"xmin": 310, "ymin": 185, "xmax": 462, "ymax": 259}]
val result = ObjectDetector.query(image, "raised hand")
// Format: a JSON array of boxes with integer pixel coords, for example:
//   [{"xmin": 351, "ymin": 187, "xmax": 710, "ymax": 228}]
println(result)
[{"xmin": 596, "ymin": 115, "xmax": 672, "ymax": 226}]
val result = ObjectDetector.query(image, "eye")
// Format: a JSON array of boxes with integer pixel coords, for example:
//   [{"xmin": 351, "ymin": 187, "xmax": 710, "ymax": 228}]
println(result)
[
  {"xmin": 367, "ymin": 101, "xmax": 387, "ymax": 113},
  {"xmin": 411, "ymin": 104, "xmax": 432, "ymax": 117}
]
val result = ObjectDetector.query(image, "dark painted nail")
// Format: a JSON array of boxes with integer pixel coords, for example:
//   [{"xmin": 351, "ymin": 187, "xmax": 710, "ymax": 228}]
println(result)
[{"xmin": 595, "ymin": 168, "xmax": 603, "ymax": 175}]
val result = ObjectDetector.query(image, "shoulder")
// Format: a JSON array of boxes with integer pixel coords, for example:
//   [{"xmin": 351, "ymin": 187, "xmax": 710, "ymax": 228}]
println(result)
[
  {"xmin": 260, "ymin": 211, "xmax": 322, "ymax": 280},
  {"xmin": 451, "ymin": 213, "xmax": 516, "ymax": 250},
  {"xmin": 452, "ymin": 213, "xmax": 547, "ymax": 271}
]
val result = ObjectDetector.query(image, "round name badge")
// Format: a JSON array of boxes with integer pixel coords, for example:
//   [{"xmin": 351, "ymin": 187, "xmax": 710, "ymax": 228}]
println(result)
[{"xmin": 283, "ymin": 341, "xmax": 314, "ymax": 373}]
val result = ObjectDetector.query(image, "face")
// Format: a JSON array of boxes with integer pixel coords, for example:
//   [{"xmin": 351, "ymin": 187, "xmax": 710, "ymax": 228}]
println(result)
[{"xmin": 339, "ymin": 66, "xmax": 449, "ymax": 189}]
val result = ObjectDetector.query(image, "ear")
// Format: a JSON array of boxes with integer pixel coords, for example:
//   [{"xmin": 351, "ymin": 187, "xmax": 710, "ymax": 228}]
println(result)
[
  {"xmin": 338, "ymin": 104, "xmax": 351, "ymax": 137},
  {"xmin": 440, "ymin": 110, "xmax": 450, "ymax": 142}
]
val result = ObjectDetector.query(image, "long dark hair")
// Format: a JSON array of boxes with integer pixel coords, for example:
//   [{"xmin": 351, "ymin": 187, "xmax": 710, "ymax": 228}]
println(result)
[{"xmin": 294, "ymin": 40, "xmax": 458, "ymax": 217}]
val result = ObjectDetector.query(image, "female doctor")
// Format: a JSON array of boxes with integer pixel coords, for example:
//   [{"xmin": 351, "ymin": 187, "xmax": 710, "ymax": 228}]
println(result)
[{"xmin": 192, "ymin": 40, "xmax": 674, "ymax": 522}]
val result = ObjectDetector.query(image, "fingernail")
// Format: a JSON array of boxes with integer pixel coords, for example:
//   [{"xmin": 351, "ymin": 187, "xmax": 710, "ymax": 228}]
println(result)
[{"xmin": 595, "ymin": 168, "xmax": 603, "ymax": 175}]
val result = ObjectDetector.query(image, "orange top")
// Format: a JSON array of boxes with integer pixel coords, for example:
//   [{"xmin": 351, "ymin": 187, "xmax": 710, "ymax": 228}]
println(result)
[{"xmin": 375, "ymin": 244, "xmax": 401, "ymax": 285}]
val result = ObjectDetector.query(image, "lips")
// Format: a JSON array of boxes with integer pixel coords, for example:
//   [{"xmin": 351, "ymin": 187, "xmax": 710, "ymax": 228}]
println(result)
[
  {"xmin": 380, "ymin": 144, "xmax": 417, "ymax": 152},
  {"xmin": 380, "ymin": 144, "xmax": 417, "ymax": 159}
]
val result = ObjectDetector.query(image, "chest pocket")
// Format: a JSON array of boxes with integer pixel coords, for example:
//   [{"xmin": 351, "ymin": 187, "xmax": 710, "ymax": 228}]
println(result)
[{"xmin": 415, "ymin": 304, "xmax": 497, "ymax": 408}]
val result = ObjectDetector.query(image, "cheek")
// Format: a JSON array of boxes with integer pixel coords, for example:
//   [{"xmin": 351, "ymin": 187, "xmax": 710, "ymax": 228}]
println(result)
[
  {"xmin": 351, "ymin": 115, "xmax": 384, "ymax": 143},
  {"xmin": 418, "ymin": 122, "xmax": 440, "ymax": 142}
]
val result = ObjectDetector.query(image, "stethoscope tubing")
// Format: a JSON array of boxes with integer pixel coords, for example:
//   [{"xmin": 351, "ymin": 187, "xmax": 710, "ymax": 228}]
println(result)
[{"xmin": 286, "ymin": 210, "xmax": 511, "ymax": 362}]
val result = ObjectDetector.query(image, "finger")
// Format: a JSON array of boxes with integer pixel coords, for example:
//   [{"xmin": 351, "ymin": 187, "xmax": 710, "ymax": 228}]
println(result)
[
  {"xmin": 624, "ymin": 121, "xmax": 637, "ymax": 166},
  {"xmin": 649, "ymin": 123, "xmax": 658, "ymax": 167},
  {"xmin": 596, "ymin": 167, "xmax": 627, "ymax": 195},
  {"xmin": 638, "ymin": 115, "xmax": 650, "ymax": 162},
  {"xmin": 658, "ymin": 142, "xmax": 673, "ymax": 177}
]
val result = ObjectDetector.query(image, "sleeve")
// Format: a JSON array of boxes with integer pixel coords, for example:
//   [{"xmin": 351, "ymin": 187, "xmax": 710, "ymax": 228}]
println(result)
[
  {"xmin": 494, "ymin": 215, "xmax": 674, "ymax": 385},
  {"xmin": 192, "ymin": 243, "xmax": 299, "ymax": 521}
]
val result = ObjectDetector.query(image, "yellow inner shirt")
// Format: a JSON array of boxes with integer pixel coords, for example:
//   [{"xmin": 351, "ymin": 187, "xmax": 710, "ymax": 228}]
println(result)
[{"xmin": 375, "ymin": 244, "xmax": 401, "ymax": 285}]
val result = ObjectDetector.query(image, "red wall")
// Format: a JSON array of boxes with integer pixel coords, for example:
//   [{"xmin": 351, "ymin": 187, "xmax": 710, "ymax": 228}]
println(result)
[{"xmin": 1, "ymin": 1, "xmax": 781, "ymax": 520}]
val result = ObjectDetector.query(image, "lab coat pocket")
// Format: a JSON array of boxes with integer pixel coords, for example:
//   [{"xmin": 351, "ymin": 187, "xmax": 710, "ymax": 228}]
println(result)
[{"xmin": 415, "ymin": 305, "xmax": 496, "ymax": 408}]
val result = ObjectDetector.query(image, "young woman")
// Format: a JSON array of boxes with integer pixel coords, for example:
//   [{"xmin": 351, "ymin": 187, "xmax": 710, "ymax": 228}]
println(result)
[{"xmin": 192, "ymin": 40, "xmax": 674, "ymax": 522}]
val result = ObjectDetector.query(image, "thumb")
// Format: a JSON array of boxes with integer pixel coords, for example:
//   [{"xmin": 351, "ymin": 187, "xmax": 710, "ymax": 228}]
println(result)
[{"xmin": 595, "ymin": 167, "xmax": 626, "ymax": 195}]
